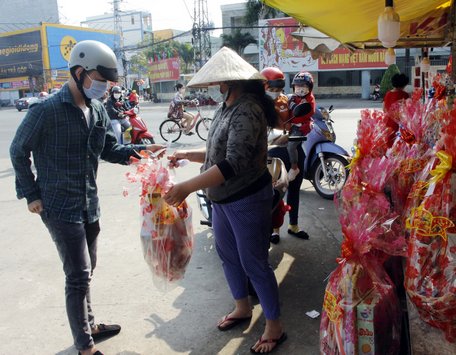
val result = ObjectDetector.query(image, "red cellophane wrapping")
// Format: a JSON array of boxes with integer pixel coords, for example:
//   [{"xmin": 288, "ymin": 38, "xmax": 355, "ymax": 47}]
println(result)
[
  {"xmin": 320, "ymin": 207, "xmax": 402, "ymax": 355},
  {"xmin": 405, "ymin": 108, "xmax": 456, "ymax": 342},
  {"xmin": 125, "ymin": 152, "xmax": 194, "ymax": 290}
]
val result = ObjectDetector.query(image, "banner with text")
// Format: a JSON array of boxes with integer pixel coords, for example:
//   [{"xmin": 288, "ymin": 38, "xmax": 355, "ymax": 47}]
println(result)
[
  {"xmin": 149, "ymin": 57, "xmax": 180, "ymax": 83},
  {"xmin": 318, "ymin": 48, "xmax": 388, "ymax": 70},
  {"xmin": 0, "ymin": 30, "xmax": 42, "ymax": 80}
]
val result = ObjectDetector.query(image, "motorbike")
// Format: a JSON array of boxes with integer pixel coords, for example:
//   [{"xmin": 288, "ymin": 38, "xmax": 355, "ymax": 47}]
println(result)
[
  {"xmin": 369, "ymin": 85, "xmax": 381, "ymax": 101},
  {"xmin": 122, "ymin": 106, "xmax": 155, "ymax": 144},
  {"xmin": 291, "ymin": 105, "xmax": 350, "ymax": 199}
]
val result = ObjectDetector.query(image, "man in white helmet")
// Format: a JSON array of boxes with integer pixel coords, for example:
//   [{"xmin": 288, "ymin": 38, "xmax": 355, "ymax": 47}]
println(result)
[{"xmin": 10, "ymin": 40, "xmax": 165, "ymax": 355}]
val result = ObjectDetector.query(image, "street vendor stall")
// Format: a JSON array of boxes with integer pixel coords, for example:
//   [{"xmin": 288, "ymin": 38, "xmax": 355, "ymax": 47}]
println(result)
[{"xmin": 262, "ymin": 1, "xmax": 456, "ymax": 354}]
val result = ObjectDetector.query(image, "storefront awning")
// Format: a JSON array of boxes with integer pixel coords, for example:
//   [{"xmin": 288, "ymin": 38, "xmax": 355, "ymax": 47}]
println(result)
[{"xmin": 263, "ymin": 0, "xmax": 453, "ymax": 49}]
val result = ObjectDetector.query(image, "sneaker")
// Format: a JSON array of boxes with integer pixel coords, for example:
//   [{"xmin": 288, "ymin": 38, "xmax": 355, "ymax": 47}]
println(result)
[
  {"xmin": 288, "ymin": 225, "xmax": 309, "ymax": 240},
  {"xmin": 185, "ymin": 131, "xmax": 194, "ymax": 136},
  {"xmin": 287, "ymin": 168, "xmax": 300, "ymax": 182},
  {"xmin": 270, "ymin": 233, "xmax": 280, "ymax": 244}
]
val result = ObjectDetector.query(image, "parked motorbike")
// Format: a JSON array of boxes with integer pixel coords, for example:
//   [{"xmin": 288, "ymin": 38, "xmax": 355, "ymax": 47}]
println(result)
[
  {"xmin": 369, "ymin": 85, "xmax": 381, "ymax": 101},
  {"xmin": 297, "ymin": 105, "xmax": 350, "ymax": 199},
  {"xmin": 122, "ymin": 106, "xmax": 155, "ymax": 144}
]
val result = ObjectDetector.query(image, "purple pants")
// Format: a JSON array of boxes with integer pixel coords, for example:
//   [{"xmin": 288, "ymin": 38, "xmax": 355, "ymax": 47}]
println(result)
[{"xmin": 212, "ymin": 184, "xmax": 280, "ymax": 320}]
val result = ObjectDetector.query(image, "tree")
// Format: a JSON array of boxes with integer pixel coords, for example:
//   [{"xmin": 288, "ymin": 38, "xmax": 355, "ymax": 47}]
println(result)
[
  {"xmin": 380, "ymin": 64, "xmax": 401, "ymax": 96},
  {"xmin": 244, "ymin": 0, "xmax": 284, "ymax": 26},
  {"xmin": 221, "ymin": 29, "xmax": 256, "ymax": 56}
]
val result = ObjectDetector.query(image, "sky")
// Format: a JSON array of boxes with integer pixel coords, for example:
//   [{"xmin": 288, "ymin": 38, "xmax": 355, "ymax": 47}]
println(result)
[{"xmin": 57, "ymin": 0, "xmax": 246, "ymax": 32}]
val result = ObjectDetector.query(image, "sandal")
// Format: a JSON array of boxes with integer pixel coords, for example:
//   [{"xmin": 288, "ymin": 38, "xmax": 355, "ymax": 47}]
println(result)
[
  {"xmin": 217, "ymin": 314, "xmax": 252, "ymax": 331},
  {"xmin": 250, "ymin": 332, "xmax": 287, "ymax": 353}
]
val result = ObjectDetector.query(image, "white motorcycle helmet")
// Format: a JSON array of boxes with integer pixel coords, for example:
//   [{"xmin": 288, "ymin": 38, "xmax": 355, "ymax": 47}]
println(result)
[{"xmin": 68, "ymin": 40, "xmax": 118, "ymax": 82}]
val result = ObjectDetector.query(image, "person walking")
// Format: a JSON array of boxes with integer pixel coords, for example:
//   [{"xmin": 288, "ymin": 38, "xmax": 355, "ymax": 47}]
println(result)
[
  {"xmin": 9, "ymin": 40, "xmax": 165, "ymax": 355},
  {"xmin": 164, "ymin": 47, "xmax": 287, "ymax": 354}
]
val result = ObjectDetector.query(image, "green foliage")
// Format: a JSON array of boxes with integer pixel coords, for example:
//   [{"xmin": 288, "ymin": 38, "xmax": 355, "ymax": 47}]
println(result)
[
  {"xmin": 379, "ymin": 64, "xmax": 400, "ymax": 96},
  {"xmin": 221, "ymin": 29, "xmax": 256, "ymax": 55}
]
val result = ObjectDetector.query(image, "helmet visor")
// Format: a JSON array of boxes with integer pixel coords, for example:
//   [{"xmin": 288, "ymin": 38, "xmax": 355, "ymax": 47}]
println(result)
[{"xmin": 97, "ymin": 65, "xmax": 118, "ymax": 82}]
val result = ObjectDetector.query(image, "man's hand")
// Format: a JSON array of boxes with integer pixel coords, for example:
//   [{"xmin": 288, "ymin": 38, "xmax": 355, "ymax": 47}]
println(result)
[{"xmin": 28, "ymin": 199, "xmax": 43, "ymax": 214}]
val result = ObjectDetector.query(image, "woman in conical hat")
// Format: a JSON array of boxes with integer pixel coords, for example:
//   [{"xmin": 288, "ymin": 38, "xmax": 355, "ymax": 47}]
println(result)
[{"xmin": 164, "ymin": 47, "xmax": 287, "ymax": 353}]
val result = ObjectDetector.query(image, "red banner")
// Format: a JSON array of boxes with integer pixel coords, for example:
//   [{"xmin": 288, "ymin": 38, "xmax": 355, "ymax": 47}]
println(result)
[
  {"xmin": 318, "ymin": 48, "xmax": 388, "ymax": 70},
  {"xmin": 149, "ymin": 57, "xmax": 180, "ymax": 83}
]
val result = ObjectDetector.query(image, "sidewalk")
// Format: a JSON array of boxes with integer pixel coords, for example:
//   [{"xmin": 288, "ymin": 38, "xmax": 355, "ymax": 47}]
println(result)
[{"xmin": 0, "ymin": 158, "xmax": 342, "ymax": 355}]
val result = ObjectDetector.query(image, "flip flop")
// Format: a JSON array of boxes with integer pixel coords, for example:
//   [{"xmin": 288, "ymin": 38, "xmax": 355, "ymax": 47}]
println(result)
[
  {"xmin": 250, "ymin": 332, "xmax": 287, "ymax": 354},
  {"xmin": 217, "ymin": 314, "xmax": 252, "ymax": 331}
]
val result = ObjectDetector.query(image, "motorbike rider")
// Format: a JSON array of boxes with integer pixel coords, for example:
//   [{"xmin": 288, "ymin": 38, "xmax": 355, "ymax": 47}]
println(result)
[
  {"xmin": 264, "ymin": 67, "xmax": 311, "ymax": 242},
  {"xmin": 106, "ymin": 85, "xmax": 131, "ymax": 143},
  {"xmin": 370, "ymin": 83, "xmax": 381, "ymax": 100},
  {"xmin": 168, "ymin": 83, "xmax": 195, "ymax": 135},
  {"xmin": 287, "ymin": 71, "xmax": 316, "ymax": 182}
]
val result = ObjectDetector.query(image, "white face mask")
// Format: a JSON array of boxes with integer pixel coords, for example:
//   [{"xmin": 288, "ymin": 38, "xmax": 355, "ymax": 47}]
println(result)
[
  {"xmin": 295, "ymin": 86, "xmax": 309, "ymax": 97},
  {"xmin": 266, "ymin": 91, "xmax": 280, "ymax": 100},
  {"xmin": 83, "ymin": 74, "xmax": 108, "ymax": 99},
  {"xmin": 113, "ymin": 93, "xmax": 121, "ymax": 99}
]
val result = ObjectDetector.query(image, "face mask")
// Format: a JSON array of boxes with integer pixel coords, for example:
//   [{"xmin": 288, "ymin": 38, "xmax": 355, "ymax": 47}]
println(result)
[
  {"xmin": 266, "ymin": 91, "xmax": 280, "ymax": 100},
  {"xmin": 83, "ymin": 74, "xmax": 108, "ymax": 99},
  {"xmin": 113, "ymin": 93, "xmax": 121, "ymax": 99},
  {"xmin": 295, "ymin": 86, "xmax": 309, "ymax": 97}
]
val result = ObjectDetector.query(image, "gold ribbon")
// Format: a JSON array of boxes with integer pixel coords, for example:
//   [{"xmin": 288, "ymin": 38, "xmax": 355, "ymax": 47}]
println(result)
[
  {"xmin": 429, "ymin": 150, "xmax": 452, "ymax": 185},
  {"xmin": 347, "ymin": 146, "xmax": 360, "ymax": 170}
]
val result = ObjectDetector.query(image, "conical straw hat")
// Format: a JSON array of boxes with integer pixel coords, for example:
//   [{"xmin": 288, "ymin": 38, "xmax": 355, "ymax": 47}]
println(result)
[{"xmin": 187, "ymin": 47, "xmax": 265, "ymax": 88}]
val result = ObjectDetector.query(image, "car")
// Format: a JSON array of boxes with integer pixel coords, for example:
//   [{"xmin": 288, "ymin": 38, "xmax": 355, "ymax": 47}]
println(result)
[{"xmin": 15, "ymin": 94, "xmax": 47, "ymax": 111}]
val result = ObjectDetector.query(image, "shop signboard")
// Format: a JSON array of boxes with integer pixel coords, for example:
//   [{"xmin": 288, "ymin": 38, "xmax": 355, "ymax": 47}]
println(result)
[
  {"xmin": 259, "ymin": 17, "xmax": 318, "ymax": 72},
  {"xmin": 0, "ymin": 30, "xmax": 42, "ymax": 80},
  {"xmin": 318, "ymin": 48, "xmax": 388, "ymax": 71},
  {"xmin": 148, "ymin": 57, "xmax": 180, "ymax": 83}
]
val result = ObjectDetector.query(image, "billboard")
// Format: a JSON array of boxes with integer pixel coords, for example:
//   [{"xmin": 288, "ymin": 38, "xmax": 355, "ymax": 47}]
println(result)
[
  {"xmin": 259, "ymin": 18, "xmax": 318, "ymax": 72},
  {"xmin": 149, "ymin": 58, "xmax": 180, "ymax": 83},
  {"xmin": 0, "ymin": 30, "xmax": 42, "ymax": 80},
  {"xmin": 45, "ymin": 25, "xmax": 117, "ymax": 72}
]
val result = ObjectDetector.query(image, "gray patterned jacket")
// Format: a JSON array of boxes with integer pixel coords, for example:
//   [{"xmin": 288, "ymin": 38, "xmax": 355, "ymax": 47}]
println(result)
[{"xmin": 202, "ymin": 93, "xmax": 269, "ymax": 202}]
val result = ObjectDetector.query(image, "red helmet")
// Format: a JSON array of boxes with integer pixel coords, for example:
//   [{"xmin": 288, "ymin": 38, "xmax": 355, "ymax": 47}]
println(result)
[
  {"xmin": 261, "ymin": 67, "xmax": 285, "ymax": 89},
  {"xmin": 292, "ymin": 71, "xmax": 313, "ymax": 91}
]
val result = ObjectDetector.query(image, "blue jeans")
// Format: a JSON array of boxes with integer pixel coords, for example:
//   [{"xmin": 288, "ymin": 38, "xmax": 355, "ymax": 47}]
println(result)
[{"xmin": 41, "ymin": 213, "xmax": 99, "ymax": 351}]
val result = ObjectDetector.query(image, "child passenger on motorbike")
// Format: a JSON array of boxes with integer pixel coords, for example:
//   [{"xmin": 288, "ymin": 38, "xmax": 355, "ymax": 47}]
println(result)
[
  {"xmin": 287, "ymin": 71, "xmax": 316, "ymax": 182},
  {"xmin": 168, "ymin": 83, "xmax": 195, "ymax": 135},
  {"xmin": 106, "ymin": 85, "xmax": 131, "ymax": 143},
  {"xmin": 262, "ymin": 67, "xmax": 311, "ymax": 243}
]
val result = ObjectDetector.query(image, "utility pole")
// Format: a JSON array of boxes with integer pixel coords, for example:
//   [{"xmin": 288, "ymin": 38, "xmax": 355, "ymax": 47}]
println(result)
[
  {"xmin": 113, "ymin": 0, "xmax": 128, "ymax": 87},
  {"xmin": 192, "ymin": 0, "xmax": 212, "ymax": 71}
]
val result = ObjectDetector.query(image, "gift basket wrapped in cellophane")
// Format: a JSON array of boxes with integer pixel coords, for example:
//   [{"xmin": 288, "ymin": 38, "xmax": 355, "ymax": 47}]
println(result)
[
  {"xmin": 124, "ymin": 151, "xmax": 194, "ymax": 291},
  {"xmin": 404, "ymin": 104, "xmax": 456, "ymax": 342},
  {"xmin": 387, "ymin": 91, "xmax": 444, "ymax": 217},
  {"xmin": 320, "ymin": 206, "xmax": 402, "ymax": 355}
]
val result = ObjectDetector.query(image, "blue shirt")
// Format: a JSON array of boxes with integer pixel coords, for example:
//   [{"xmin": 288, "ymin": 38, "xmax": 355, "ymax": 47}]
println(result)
[{"xmin": 10, "ymin": 83, "xmax": 143, "ymax": 223}]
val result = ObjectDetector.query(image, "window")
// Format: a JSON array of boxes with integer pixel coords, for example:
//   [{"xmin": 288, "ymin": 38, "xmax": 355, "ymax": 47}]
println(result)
[{"xmin": 131, "ymin": 16, "xmax": 135, "ymax": 25}]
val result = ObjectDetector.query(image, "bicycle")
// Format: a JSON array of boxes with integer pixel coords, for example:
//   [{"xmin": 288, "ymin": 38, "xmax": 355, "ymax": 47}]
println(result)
[{"xmin": 159, "ymin": 99, "xmax": 213, "ymax": 142}]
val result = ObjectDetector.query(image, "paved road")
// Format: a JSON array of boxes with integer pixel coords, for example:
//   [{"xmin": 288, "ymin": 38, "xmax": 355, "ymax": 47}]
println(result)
[{"xmin": 0, "ymin": 98, "xmax": 379, "ymax": 354}]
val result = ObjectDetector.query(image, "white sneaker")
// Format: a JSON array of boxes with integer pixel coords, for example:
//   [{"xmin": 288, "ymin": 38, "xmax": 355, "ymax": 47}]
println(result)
[{"xmin": 287, "ymin": 168, "xmax": 300, "ymax": 182}]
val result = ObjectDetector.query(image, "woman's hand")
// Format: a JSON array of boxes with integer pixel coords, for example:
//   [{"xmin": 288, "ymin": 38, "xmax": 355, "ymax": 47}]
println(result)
[
  {"xmin": 145, "ymin": 144, "xmax": 166, "ymax": 158},
  {"xmin": 167, "ymin": 150, "xmax": 188, "ymax": 168},
  {"xmin": 163, "ymin": 183, "xmax": 190, "ymax": 206}
]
